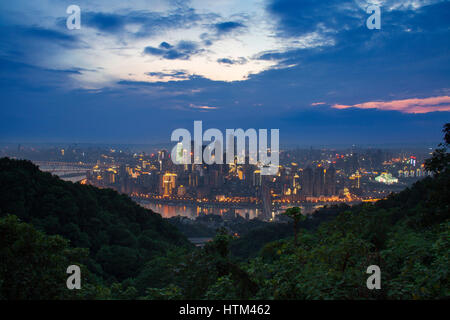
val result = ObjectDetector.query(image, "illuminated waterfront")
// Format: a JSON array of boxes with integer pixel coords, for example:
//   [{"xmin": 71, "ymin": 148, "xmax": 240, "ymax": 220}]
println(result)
[
  {"xmin": 139, "ymin": 201, "xmax": 261, "ymax": 219},
  {"xmin": 137, "ymin": 199, "xmax": 360, "ymax": 219}
]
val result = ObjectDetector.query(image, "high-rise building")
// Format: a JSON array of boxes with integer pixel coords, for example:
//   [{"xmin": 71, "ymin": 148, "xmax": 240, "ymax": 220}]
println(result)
[
  {"xmin": 349, "ymin": 170, "xmax": 361, "ymax": 189},
  {"xmin": 161, "ymin": 172, "xmax": 177, "ymax": 196},
  {"xmin": 177, "ymin": 185, "xmax": 186, "ymax": 196},
  {"xmin": 189, "ymin": 172, "xmax": 198, "ymax": 187},
  {"xmin": 253, "ymin": 169, "xmax": 262, "ymax": 187},
  {"xmin": 301, "ymin": 167, "xmax": 314, "ymax": 197},
  {"xmin": 106, "ymin": 169, "xmax": 116, "ymax": 184},
  {"xmin": 158, "ymin": 149, "xmax": 169, "ymax": 171},
  {"xmin": 210, "ymin": 168, "xmax": 223, "ymax": 187},
  {"xmin": 313, "ymin": 166, "xmax": 325, "ymax": 196},
  {"xmin": 324, "ymin": 166, "xmax": 336, "ymax": 196},
  {"xmin": 260, "ymin": 182, "xmax": 272, "ymax": 221}
]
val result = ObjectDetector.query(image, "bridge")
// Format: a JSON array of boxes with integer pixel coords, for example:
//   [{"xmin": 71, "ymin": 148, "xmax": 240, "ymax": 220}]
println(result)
[
  {"xmin": 32, "ymin": 161, "xmax": 94, "ymax": 182},
  {"xmin": 32, "ymin": 161, "xmax": 95, "ymax": 168}
]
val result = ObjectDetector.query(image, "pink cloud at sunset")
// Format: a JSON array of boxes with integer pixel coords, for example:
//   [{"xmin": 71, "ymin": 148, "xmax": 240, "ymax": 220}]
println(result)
[{"xmin": 332, "ymin": 96, "xmax": 450, "ymax": 114}]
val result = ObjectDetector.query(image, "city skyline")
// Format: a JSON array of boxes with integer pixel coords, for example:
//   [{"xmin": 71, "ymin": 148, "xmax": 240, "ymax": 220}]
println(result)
[{"xmin": 3, "ymin": 142, "xmax": 431, "ymax": 220}]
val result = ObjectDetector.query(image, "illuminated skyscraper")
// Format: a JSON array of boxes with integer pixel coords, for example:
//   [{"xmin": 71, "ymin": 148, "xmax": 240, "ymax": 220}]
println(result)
[
  {"xmin": 189, "ymin": 172, "xmax": 198, "ymax": 187},
  {"xmin": 253, "ymin": 169, "xmax": 262, "ymax": 187},
  {"xmin": 161, "ymin": 172, "xmax": 177, "ymax": 196}
]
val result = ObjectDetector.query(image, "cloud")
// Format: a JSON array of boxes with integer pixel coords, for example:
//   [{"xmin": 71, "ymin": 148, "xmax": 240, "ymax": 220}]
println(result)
[
  {"xmin": 84, "ymin": 12, "xmax": 126, "ymax": 32},
  {"xmin": 0, "ymin": 58, "xmax": 82, "ymax": 91},
  {"xmin": 198, "ymin": 20, "xmax": 248, "ymax": 47},
  {"xmin": 159, "ymin": 42, "xmax": 173, "ymax": 49},
  {"xmin": 217, "ymin": 57, "xmax": 247, "ymax": 65},
  {"xmin": 1, "ymin": 1, "xmax": 450, "ymax": 117},
  {"xmin": 22, "ymin": 27, "xmax": 78, "ymax": 43},
  {"xmin": 213, "ymin": 21, "xmax": 246, "ymax": 35},
  {"xmin": 383, "ymin": 0, "xmax": 443, "ymax": 11},
  {"xmin": 266, "ymin": 0, "xmax": 362, "ymax": 38},
  {"xmin": 266, "ymin": 0, "xmax": 444, "ymax": 39},
  {"xmin": 4, "ymin": 25, "xmax": 82, "ymax": 51},
  {"xmin": 145, "ymin": 70, "xmax": 191, "ymax": 80},
  {"xmin": 332, "ymin": 96, "xmax": 450, "ymax": 113},
  {"xmin": 143, "ymin": 40, "xmax": 203, "ymax": 60},
  {"xmin": 83, "ymin": 8, "xmax": 204, "ymax": 37}
]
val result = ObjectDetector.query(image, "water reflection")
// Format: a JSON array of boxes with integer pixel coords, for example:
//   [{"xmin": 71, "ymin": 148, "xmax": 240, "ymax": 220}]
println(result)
[{"xmin": 140, "ymin": 202, "xmax": 260, "ymax": 219}]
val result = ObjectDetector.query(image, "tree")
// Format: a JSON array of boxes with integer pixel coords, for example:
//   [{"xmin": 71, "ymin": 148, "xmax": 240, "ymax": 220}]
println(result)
[
  {"xmin": 282, "ymin": 207, "xmax": 306, "ymax": 246},
  {"xmin": 0, "ymin": 157, "xmax": 192, "ymax": 283},
  {"xmin": 0, "ymin": 215, "xmax": 90, "ymax": 299},
  {"xmin": 425, "ymin": 123, "xmax": 450, "ymax": 174},
  {"xmin": 444, "ymin": 123, "xmax": 450, "ymax": 145}
]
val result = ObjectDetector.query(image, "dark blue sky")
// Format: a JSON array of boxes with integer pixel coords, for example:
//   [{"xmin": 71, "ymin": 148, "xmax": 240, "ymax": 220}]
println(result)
[{"xmin": 0, "ymin": 0, "xmax": 449, "ymax": 146}]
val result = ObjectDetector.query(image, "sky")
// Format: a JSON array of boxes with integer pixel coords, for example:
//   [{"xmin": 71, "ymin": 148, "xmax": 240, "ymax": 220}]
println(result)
[{"xmin": 0, "ymin": 0, "xmax": 449, "ymax": 147}]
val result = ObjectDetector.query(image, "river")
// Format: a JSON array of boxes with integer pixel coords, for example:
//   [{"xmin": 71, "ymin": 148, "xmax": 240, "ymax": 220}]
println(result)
[{"xmin": 139, "ymin": 201, "xmax": 262, "ymax": 219}]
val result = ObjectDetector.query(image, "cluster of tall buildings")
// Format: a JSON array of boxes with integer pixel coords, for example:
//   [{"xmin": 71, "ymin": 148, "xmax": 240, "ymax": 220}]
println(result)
[
  {"xmin": 84, "ymin": 145, "xmax": 433, "ymax": 213},
  {"xmin": 300, "ymin": 166, "xmax": 336, "ymax": 197},
  {"xmin": 89, "ymin": 147, "xmax": 340, "ymax": 206}
]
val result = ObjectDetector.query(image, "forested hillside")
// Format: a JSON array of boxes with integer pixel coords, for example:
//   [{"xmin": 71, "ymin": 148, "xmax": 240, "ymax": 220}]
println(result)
[
  {"xmin": 139, "ymin": 124, "xmax": 449, "ymax": 299},
  {"xmin": 139, "ymin": 169, "xmax": 448, "ymax": 299},
  {"xmin": 0, "ymin": 158, "xmax": 191, "ymax": 286}
]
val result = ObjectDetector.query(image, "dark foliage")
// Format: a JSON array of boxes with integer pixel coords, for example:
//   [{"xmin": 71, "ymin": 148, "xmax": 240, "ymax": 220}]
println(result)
[{"xmin": 0, "ymin": 158, "xmax": 191, "ymax": 283}]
